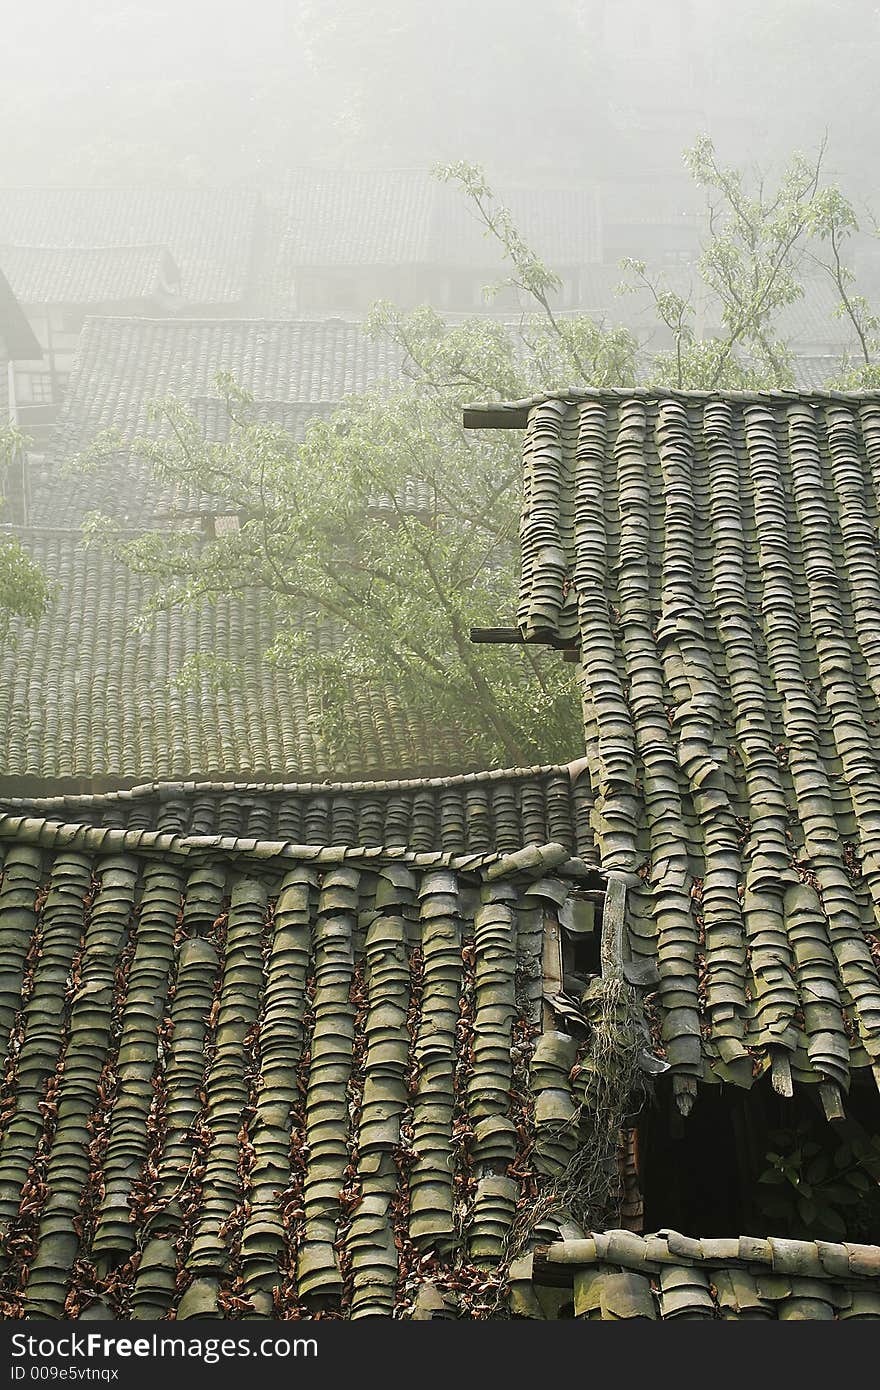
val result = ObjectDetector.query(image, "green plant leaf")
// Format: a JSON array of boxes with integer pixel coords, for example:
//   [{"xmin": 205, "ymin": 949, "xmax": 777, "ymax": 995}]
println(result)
[
  {"xmin": 759, "ymin": 1168, "xmax": 786, "ymax": 1185},
  {"xmin": 823, "ymin": 1184, "xmax": 859, "ymax": 1206},
  {"xmin": 797, "ymin": 1196, "xmax": 817, "ymax": 1225},
  {"xmin": 806, "ymin": 1154, "xmax": 829, "ymax": 1184},
  {"xmin": 816, "ymin": 1208, "xmax": 847, "ymax": 1240}
]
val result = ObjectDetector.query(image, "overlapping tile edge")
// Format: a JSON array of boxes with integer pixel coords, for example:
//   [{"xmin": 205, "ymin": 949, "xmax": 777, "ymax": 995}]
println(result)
[{"xmin": 514, "ymin": 1229, "xmax": 880, "ymax": 1319}]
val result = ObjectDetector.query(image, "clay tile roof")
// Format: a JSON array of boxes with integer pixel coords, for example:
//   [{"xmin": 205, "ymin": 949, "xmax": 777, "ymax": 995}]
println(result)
[
  {"xmin": 0, "ymin": 530, "xmax": 498, "ymax": 786},
  {"xmin": 0, "ymin": 188, "xmax": 262, "ymax": 304},
  {"xmin": 262, "ymin": 172, "xmax": 601, "ymax": 312},
  {"xmin": 0, "ymin": 244, "xmax": 180, "ymax": 306},
  {"xmin": 0, "ymin": 806, "xmax": 603, "ymax": 1318},
  {"xmin": 467, "ymin": 388, "xmax": 880, "ymax": 1105},
  {"xmin": 278, "ymin": 169, "xmax": 438, "ymax": 267},
  {"xmin": 529, "ymin": 1230, "xmax": 880, "ymax": 1319},
  {"xmin": 186, "ymin": 395, "xmax": 338, "ymax": 443},
  {"xmin": 28, "ymin": 316, "xmax": 405, "ymax": 528},
  {"xmin": 0, "ymin": 761, "xmax": 596, "ymax": 858},
  {"xmin": 774, "ymin": 277, "xmax": 863, "ymax": 351}
]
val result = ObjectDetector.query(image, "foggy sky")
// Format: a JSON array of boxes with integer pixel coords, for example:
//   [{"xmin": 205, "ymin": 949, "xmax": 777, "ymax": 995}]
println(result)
[{"xmin": 1, "ymin": 1, "xmax": 878, "ymax": 195}]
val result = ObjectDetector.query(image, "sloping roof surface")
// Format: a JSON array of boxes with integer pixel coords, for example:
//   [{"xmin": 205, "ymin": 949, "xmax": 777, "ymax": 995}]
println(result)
[
  {"xmin": 470, "ymin": 387, "xmax": 880, "ymax": 1106},
  {"xmin": 0, "ymin": 189, "xmax": 261, "ymax": 304},
  {"xmin": 0, "ymin": 816, "xmax": 601, "ymax": 1318},
  {"xmin": 28, "ymin": 317, "xmax": 405, "ymax": 527},
  {"xmin": 433, "ymin": 184, "xmax": 602, "ymax": 270},
  {"xmin": 262, "ymin": 173, "xmax": 601, "ymax": 311},
  {"xmin": 774, "ymin": 278, "xmax": 862, "ymax": 350},
  {"xmin": 0, "ymin": 244, "xmax": 179, "ymax": 306},
  {"xmin": 187, "ymin": 395, "xmax": 338, "ymax": 444},
  {"xmin": 522, "ymin": 1229, "xmax": 880, "ymax": 1319},
  {"xmin": 0, "ymin": 531, "xmax": 479, "ymax": 785},
  {"xmin": 278, "ymin": 170, "xmax": 437, "ymax": 266}
]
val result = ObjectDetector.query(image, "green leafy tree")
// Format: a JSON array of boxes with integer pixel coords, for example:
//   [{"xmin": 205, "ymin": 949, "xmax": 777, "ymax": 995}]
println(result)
[
  {"xmin": 0, "ymin": 426, "xmax": 51, "ymax": 640},
  {"xmin": 81, "ymin": 142, "xmax": 880, "ymax": 768},
  {"xmin": 807, "ymin": 183, "xmax": 880, "ymax": 388},
  {"xmin": 81, "ymin": 311, "xmax": 637, "ymax": 768}
]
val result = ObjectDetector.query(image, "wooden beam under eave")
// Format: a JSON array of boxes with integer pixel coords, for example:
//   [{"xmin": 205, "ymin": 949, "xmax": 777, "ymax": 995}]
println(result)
[
  {"xmin": 470, "ymin": 625, "xmax": 580, "ymax": 653},
  {"xmin": 462, "ymin": 406, "xmax": 530, "ymax": 430}
]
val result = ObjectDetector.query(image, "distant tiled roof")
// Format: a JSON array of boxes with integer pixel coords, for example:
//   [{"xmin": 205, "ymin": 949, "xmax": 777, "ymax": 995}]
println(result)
[
  {"xmin": 469, "ymin": 388, "xmax": 880, "ymax": 1108},
  {"xmin": 520, "ymin": 1229, "xmax": 880, "ymax": 1319},
  {"xmin": 791, "ymin": 355, "xmax": 848, "ymax": 389},
  {"xmin": 262, "ymin": 172, "xmax": 601, "ymax": 311},
  {"xmin": 433, "ymin": 183, "xmax": 602, "ymax": 270},
  {"xmin": 29, "ymin": 317, "xmax": 405, "ymax": 527},
  {"xmin": 0, "ymin": 189, "xmax": 262, "ymax": 304},
  {"xmin": 0, "ymin": 815, "xmax": 603, "ymax": 1317},
  {"xmin": 0, "ymin": 244, "xmax": 180, "ymax": 306},
  {"xmin": 277, "ymin": 170, "xmax": 437, "ymax": 267},
  {"xmin": 775, "ymin": 277, "xmax": 862, "ymax": 350},
  {"xmin": 187, "ymin": 395, "xmax": 338, "ymax": 443},
  {"xmin": 0, "ymin": 529, "xmax": 481, "ymax": 785}
]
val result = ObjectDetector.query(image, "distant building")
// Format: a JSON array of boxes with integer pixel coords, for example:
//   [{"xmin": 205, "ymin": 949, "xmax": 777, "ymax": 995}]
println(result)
[
  {"xmin": 0, "ymin": 266, "xmax": 42, "ymax": 521},
  {"xmin": 0, "ymin": 188, "xmax": 264, "ymax": 309},
  {"xmin": 0, "ymin": 244, "xmax": 181, "ymax": 442},
  {"xmin": 0, "ymin": 262, "xmax": 42, "ymax": 410},
  {"xmin": 0, "ymin": 315, "xmax": 416, "ymax": 790},
  {"xmin": 262, "ymin": 170, "xmax": 603, "ymax": 315},
  {"xmin": 0, "ymin": 188, "xmax": 266, "ymax": 442},
  {"xmin": 27, "ymin": 315, "xmax": 404, "ymax": 531},
  {"xmin": 597, "ymin": 174, "xmax": 704, "ymax": 268}
]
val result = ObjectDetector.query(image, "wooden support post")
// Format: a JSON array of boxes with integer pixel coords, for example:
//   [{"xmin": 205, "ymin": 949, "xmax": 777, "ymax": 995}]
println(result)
[
  {"xmin": 600, "ymin": 874, "xmax": 626, "ymax": 982},
  {"xmin": 541, "ymin": 911, "xmax": 564, "ymax": 1033},
  {"xmin": 469, "ymin": 626, "xmax": 579, "ymax": 654},
  {"xmin": 819, "ymin": 1081, "xmax": 845, "ymax": 1123},
  {"xmin": 770, "ymin": 1049, "xmax": 793, "ymax": 1098}
]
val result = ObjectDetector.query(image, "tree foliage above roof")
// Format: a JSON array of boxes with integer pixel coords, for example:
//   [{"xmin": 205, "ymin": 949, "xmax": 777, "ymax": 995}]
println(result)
[
  {"xmin": 0, "ymin": 426, "xmax": 51, "ymax": 640},
  {"xmin": 79, "ymin": 140, "xmax": 880, "ymax": 771}
]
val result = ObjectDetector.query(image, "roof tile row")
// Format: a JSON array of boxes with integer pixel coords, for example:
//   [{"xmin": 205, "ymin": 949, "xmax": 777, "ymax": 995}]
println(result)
[
  {"xmin": 524, "ymin": 1229, "xmax": 880, "ymax": 1319},
  {"xmin": 0, "ymin": 827, "xmax": 601, "ymax": 1318},
  {"xmin": 495, "ymin": 391, "xmax": 880, "ymax": 1104}
]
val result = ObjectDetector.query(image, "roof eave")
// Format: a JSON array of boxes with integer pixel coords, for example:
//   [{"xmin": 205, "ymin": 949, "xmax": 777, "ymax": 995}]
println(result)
[
  {"xmin": 464, "ymin": 384, "xmax": 880, "ymax": 429},
  {"xmin": 463, "ymin": 403, "xmax": 531, "ymax": 429}
]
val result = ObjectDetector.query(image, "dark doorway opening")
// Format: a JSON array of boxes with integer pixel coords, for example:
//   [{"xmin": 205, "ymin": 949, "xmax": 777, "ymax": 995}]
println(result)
[{"xmin": 638, "ymin": 1079, "xmax": 880, "ymax": 1241}]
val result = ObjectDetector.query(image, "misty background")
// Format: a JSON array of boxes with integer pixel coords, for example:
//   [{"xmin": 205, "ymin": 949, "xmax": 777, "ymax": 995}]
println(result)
[
  {"xmin": 2, "ymin": 0, "xmax": 880, "ymax": 783},
  {"xmin": 2, "ymin": 0, "xmax": 877, "ymax": 198}
]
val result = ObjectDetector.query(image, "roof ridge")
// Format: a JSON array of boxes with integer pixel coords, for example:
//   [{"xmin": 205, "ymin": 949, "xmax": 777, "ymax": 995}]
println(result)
[
  {"xmin": 1, "ymin": 761, "xmax": 587, "ymax": 807},
  {"xmin": 0, "ymin": 813, "xmax": 596, "ymax": 881},
  {"xmin": 536, "ymin": 1230, "xmax": 880, "ymax": 1281},
  {"xmin": 0, "ymin": 185, "xmax": 261, "ymax": 196},
  {"xmin": 1, "ymin": 242, "xmax": 172, "ymax": 252},
  {"xmin": 76, "ymin": 314, "xmax": 375, "ymax": 327},
  {"xmin": 464, "ymin": 386, "xmax": 880, "ymax": 425}
]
